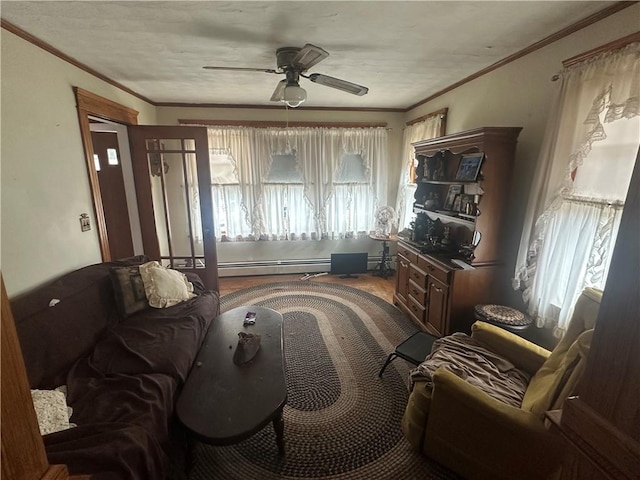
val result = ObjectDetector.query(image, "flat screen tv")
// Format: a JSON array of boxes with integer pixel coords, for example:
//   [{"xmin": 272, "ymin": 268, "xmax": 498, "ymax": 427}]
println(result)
[{"xmin": 330, "ymin": 252, "xmax": 368, "ymax": 278}]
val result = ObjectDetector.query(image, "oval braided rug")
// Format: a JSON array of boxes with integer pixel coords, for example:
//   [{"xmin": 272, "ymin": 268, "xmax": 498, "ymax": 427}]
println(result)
[{"xmin": 189, "ymin": 281, "xmax": 461, "ymax": 480}]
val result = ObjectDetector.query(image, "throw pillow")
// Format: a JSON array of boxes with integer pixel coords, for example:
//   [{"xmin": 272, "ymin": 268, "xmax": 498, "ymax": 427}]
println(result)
[
  {"xmin": 110, "ymin": 265, "xmax": 148, "ymax": 317},
  {"xmin": 139, "ymin": 261, "xmax": 196, "ymax": 308},
  {"xmin": 31, "ymin": 387, "xmax": 72, "ymax": 435}
]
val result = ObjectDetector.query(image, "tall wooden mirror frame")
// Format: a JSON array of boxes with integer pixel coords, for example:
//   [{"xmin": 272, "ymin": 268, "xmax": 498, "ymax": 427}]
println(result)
[{"xmin": 74, "ymin": 87, "xmax": 139, "ymax": 261}]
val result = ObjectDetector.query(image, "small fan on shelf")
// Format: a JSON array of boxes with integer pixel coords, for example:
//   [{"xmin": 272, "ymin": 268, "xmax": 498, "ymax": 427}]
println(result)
[
  {"xmin": 374, "ymin": 206, "xmax": 397, "ymax": 237},
  {"xmin": 204, "ymin": 43, "xmax": 368, "ymax": 108}
]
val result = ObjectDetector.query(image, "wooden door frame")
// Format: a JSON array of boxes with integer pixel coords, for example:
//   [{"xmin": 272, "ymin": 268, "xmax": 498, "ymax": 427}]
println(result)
[{"xmin": 74, "ymin": 87, "xmax": 139, "ymax": 261}]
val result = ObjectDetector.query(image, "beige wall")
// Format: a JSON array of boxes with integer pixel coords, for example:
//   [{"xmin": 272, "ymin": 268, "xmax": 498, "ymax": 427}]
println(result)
[
  {"xmin": 0, "ymin": 30, "xmax": 156, "ymax": 296},
  {"xmin": 404, "ymin": 4, "xmax": 640, "ymax": 300}
]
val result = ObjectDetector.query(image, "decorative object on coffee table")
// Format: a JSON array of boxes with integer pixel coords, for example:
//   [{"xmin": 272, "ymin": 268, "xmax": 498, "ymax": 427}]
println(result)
[{"xmin": 232, "ymin": 332, "xmax": 261, "ymax": 365}]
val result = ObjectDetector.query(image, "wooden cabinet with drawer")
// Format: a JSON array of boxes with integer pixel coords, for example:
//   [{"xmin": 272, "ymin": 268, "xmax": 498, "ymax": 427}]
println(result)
[
  {"xmin": 394, "ymin": 127, "xmax": 519, "ymax": 336},
  {"xmin": 395, "ymin": 242, "xmax": 419, "ymax": 306},
  {"xmin": 395, "ymin": 253, "xmax": 411, "ymax": 304},
  {"xmin": 393, "ymin": 239, "xmax": 503, "ymax": 336},
  {"xmin": 426, "ymin": 277, "xmax": 448, "ymax": 335}
]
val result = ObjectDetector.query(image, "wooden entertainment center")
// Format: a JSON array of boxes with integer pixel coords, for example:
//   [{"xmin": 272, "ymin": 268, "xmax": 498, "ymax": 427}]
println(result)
[{"xmin": 394, "ymin": 127, "xmax": 522, "ymax": 336}]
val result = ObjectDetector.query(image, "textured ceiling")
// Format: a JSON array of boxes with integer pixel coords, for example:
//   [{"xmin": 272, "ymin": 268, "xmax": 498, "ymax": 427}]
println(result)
[{"xmin": 1, "ymin": 1, "xmax": 612, "ymax": 109}]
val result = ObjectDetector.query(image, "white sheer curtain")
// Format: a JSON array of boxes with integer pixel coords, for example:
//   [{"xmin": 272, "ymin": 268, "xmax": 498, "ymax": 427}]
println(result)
[
  {"xmin": 395, "ymin": 113, "xmax": 445, "ymax": 230},
  {"xmin": 204, "ymin": 125, "xmax": 389, "ymax": 240},
  {"xmin": 207, "ymin": 128, "xmax": 268, "ymax": 236},
  {"xmin": 514, "ymin": 42, "xmax": 640, "ymax": 335},
  {"xmin": 325, "ymin": 129, "xmax": 389, "ymax": 237}
]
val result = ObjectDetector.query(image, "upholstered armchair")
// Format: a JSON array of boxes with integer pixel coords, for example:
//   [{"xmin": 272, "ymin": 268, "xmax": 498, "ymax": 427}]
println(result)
[{"xmin": 402, "ymin": 288, "xmax": 602, "ymax": 480}]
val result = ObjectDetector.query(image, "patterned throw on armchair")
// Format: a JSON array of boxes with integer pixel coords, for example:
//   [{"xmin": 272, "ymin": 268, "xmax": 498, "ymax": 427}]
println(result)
[{"xmin": 402, "ymin": 288, "xmax": 602, "ymax": 480}]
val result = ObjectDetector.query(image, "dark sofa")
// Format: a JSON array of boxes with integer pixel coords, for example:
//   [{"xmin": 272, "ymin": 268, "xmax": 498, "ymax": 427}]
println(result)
[{"xmin": 11, "ymin": 256, "xmax": 220, "ymax": 480}]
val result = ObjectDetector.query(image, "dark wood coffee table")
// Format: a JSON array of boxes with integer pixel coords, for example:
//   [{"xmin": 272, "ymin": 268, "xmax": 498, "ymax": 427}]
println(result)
[{"xmin": 176, "ymin": 305, "xmax": 287, "ymax": 457}]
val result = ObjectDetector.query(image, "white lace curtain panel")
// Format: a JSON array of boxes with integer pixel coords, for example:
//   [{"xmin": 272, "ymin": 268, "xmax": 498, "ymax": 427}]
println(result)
[
  {"xmin": 513, "ymin": 42, "xmax": 640, "ymax": 335},
  {"xmin": 203, "ymin": 125, "xmax": 389, "ymax": 240},
  {"xmin": 395, "ymin": 114, "xmax": 445, "ymax": 230}
]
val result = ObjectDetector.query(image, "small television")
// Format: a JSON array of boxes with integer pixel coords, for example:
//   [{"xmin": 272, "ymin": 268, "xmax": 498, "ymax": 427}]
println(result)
[{"xmin": 330, "ymin": 252, "xmax": 368, "ymax": 278}]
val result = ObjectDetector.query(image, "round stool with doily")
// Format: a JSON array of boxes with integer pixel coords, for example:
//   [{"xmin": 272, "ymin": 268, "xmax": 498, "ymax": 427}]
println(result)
[{"xmin": 473, "ymin": 304, "xmax": 533, "ymax": 334}]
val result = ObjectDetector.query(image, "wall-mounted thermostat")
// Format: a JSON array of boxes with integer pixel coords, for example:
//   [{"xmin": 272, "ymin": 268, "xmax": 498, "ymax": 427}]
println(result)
[{"xmin": 80, "ymin": 213, "xmax": 91, "ymax": 232}]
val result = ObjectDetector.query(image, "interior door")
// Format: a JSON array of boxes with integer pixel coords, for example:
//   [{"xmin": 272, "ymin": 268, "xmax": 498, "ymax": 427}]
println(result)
[
  {"xmin": 128, "ymin": 126, "xmax": 218, "ymax": 292},
  {"xmin": 91, "ymin": 131, "xmax": 135, "ymax": 260}
]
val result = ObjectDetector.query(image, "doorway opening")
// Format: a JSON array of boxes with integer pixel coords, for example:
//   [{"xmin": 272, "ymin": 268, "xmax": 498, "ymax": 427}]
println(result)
[{"xmin": 89, "ymin": 118, "xmax": 143, "ymax": 259}]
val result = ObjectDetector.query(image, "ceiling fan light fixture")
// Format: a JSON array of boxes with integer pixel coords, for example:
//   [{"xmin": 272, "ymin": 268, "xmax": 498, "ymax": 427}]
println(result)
[{"xmin": 283, "ymin": 84, "xmax": 307, "ymax": 108}]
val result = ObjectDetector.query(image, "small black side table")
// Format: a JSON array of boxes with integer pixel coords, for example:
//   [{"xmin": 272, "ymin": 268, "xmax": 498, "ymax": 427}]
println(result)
[
  {"xmin": 379, "ymin": 331, "xmax": 438, "ymax": 377},
  {"xmin": 371, "ymin": 234, "xmax": 397, "ymax": 279}
]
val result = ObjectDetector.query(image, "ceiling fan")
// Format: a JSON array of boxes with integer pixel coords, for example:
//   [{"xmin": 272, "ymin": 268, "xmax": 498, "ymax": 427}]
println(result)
[{"xmin": 203, "ymin": 44, "xmax": 368, "ymax": 108}]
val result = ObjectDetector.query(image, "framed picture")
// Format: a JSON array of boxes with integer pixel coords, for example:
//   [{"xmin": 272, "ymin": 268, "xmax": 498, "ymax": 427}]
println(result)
[
  {"xmin": 443, "ymin": 184, "xmax": 462, "ymax": 210},
  {"xmin": 459, "ymin": 194, "xmax": 475, "ymax": 212},
  {"xmin": 455, "ymin": 153, "xmax": 484, "ymax": 181},
  {"xmin": 452, "ymin": 195, "xmax": 462, "ymax": 212}
]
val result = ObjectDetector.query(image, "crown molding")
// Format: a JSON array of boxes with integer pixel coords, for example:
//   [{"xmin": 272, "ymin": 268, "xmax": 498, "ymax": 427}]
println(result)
[{"xmin": 3, "ymin": 2, "xmax": 636, "ymax": 113}]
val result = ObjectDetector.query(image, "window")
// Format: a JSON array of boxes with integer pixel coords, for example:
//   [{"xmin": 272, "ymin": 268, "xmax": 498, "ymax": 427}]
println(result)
[
  {"xmin": 514, "ymin": 43, "xmax": 639, "ymax": 335},
  {"xmin": 209, "ymin": 149, "xmax": 249, "ymax": 240},
  {"xmin": 531, "ymin": 115, "xmax": 638, "ymax": 331},
  {"xmin": 205, "ymin": 125, "xmax": 389, "ymax": 241},
  {"xmin": 326, "ymin": 153, "xmax": 374, "ymax": 238},
  {"xmin": 262, "ymin": 154, "xmax": 314, "ymax": 239},
  {"xmin": 395, "ymin": 113, "xmax": 446, "ymax": 230}
]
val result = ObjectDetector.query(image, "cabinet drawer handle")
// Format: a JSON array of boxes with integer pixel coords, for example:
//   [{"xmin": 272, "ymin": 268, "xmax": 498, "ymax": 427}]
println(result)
[
  {"xmin": 433, "ymin": 286, "xmax": 443, "ymax": 294},
  {"xmin": 427, "ymin": 265, "xmax": 435, "ymax": 272},
  {"xmin": 400, "ymin": 261, "xmax": 408, "ymax": 268}
]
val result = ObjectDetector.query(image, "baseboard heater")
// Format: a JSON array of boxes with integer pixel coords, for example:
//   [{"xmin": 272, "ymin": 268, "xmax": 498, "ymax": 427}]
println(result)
[{"xmin": 218, "ymin": 257, "xmax": 384, "ymax": 277}]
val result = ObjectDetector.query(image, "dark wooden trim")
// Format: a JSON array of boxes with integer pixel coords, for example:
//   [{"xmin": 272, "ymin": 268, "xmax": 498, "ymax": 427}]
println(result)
[
  {"xmin": 128, "ymin": 131, "xmax": 161, "ymax": 262},
  {"xmin": 128, "ymin": 126, "xmax": 219, "ymax": 292},
  {"xmin": 74, "ymin": 87, "xmax": 139, "ymax": 261},
  {"xmin": 1, "ymin": 19, "xmax": 155, "ymax": 106},
  {"xmin": 75, "ymin": 87, "xmax": 139, "ymax": 124},
  {"xmin": 178, "ymin": 119, "xmax": 388, "ymax": 128},
  {"xmin": 563, "ymin": 31, "xmax": 640, "ymax": 67},
  {"xmin": 559, "ymin": 398, "xmax": 640, "ymax": 480},
  {"xmin": 581, "ymin": 148, "xmax": 640, "ymax": 437},
  {"xmin": 160, "ymin": 102, "xmax": 403, "ymax": 112},
  {"xmin": 406, "ymin": 108, "xmax": 448, "ymax": 126},
  {"xmin": 406, "ymin": 2, "xmax": 637, "ymax": 111}
]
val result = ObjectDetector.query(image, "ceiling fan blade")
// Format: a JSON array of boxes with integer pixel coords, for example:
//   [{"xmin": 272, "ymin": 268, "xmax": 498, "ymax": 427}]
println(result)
[
  {"xmin": 291, "ymin": 44, "xmax": 329, "ymax": 71},
  {"xmin": 203, "ymin": 66, "xmax": 279, "ymax": 74},
  {"xmin": 307, "ymin": 73, "xmax": 368, "ymax": 96},
  {"xmin": 270, "ymin": 80, "xmax": 287, "ymax": 102}
]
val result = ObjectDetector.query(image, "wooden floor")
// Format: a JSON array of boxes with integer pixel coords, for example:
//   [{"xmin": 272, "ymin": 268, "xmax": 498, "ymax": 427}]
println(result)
[{"xmin": 218, "ymin": 271, "xmax": 397, "ymax": 304}]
